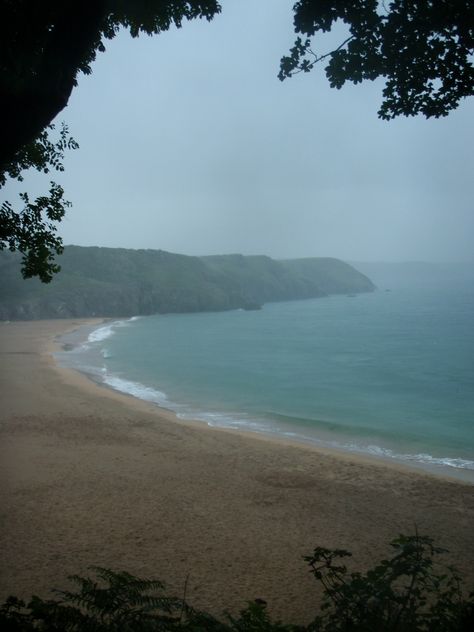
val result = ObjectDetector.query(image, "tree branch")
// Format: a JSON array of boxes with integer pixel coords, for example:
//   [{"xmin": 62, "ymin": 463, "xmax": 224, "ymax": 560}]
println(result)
[{"xmin": 308, "ymin": 35, "xmax": 355, "ymax": 66}]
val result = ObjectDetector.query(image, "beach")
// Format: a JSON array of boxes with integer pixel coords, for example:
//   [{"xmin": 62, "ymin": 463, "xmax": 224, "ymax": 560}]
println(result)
[{"xmin": 1, "ymin": 319, "xmax": 473, "ymax": 623}]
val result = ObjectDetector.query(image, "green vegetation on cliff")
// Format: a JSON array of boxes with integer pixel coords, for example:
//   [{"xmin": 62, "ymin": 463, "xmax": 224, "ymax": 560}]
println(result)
[{"xmin": 0, "ymin": 247, "xmax": 374, "ymax": 320}]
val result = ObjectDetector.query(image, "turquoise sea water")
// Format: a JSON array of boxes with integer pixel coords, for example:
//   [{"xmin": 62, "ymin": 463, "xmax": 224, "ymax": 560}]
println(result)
[{"xmin": 57, "ymin": 266, "xmax": 474, "ymax": 480}]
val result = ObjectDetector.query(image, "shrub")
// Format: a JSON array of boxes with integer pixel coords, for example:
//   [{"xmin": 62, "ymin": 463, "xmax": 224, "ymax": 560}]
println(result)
[{"xmin": 1, "ymin": 534, "xmax": 472, "ymax": 631}]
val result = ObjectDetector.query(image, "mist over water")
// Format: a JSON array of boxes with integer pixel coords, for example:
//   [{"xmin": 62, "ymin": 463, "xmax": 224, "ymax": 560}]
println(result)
[{"xmin": 57, "ymin": 264, "xmax": 474, "ymax": 480}]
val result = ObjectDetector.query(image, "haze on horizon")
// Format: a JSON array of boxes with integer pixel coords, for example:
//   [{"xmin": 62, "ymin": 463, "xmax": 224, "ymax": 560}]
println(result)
[{"xmin": 7, "ymin": 0, "xmax": 474, "ymax": 264}]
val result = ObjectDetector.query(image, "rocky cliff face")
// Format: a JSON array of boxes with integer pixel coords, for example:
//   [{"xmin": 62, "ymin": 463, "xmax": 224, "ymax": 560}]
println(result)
[{"xmin": 0, "ymin": 247, "xmax": 375, "ymax": 320}]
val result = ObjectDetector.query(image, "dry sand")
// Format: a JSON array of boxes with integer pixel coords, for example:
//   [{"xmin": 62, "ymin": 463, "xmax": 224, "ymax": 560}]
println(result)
[{"xmin": 1, "ymin": 319, "xmax": 473, "ymax": 623}]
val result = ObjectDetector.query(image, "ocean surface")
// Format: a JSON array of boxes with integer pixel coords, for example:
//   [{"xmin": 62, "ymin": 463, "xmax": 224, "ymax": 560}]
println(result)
[{"xmin": 56, "ymin": 263, "xmax": 474, "ymax": 481}]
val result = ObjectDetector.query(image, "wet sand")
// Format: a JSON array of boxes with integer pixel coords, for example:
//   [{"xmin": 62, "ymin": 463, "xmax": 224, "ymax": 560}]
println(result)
[{"xmin": 1, "ymin": 319, "xmax": 473, "ymax": 623}]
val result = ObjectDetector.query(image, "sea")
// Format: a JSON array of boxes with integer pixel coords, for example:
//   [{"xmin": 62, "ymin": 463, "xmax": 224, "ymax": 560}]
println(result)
[{"xmin": 56, "ymin": 263, "xmax": 474, "ymax": 482}]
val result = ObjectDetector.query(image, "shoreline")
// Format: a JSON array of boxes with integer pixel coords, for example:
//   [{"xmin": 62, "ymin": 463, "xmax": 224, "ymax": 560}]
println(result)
[
  {"xmin": 1, "ymin": 319, "xmax": 474, "ymax": 622},
  {"xmin": 55, "ymin": 317, "xmax": 474, "ymax": 485}
]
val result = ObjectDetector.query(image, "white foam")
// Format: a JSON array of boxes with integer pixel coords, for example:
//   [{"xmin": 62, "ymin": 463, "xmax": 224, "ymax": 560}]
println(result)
[
  {"xmin": 62, "ymin": 316, "xmax": 474, "ymax": 476},
  {"xmin": 93, "ymin": 369, "xmax": 474, "ymax": 474},
  {"xmin": 176, "ymin": 410, "xmax": 269, "ymax": 432},
  {"xmin": 396, "ymin": 451, "xmax": 474, "ymax": 470},
  {"xmin": 88, "ymin": 322, "xmax": 120, "ymax": 343},
  {"xmin": 345, "ymin": 442, "xmax": 474, "ymax": 471},
  {"xmin": 87, "ymin": 316, "xmax": 141, "ymax": 344},
  {"xmin": 102, "ymin": 374, "xmax": 169, "ymax": 406},
  {"xmin": 264, "ymin": 432, "xmax": 474, "ymax": 472}
]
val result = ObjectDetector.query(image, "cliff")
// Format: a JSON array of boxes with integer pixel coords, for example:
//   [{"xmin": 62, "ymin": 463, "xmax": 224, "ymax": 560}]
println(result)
[{"xmin": 0, "ymin": 247, "xmax": 375, "ymax": 320}]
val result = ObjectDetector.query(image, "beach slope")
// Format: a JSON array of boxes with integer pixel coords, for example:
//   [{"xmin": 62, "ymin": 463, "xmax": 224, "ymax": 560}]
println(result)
[{"xmin": 0, "ymin": 320, "xmax": 473, "ymax": 622}]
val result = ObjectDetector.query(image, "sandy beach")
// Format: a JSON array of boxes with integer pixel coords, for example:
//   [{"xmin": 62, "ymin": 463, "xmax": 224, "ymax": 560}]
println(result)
[{"xmin": 1, "ymin": 319, "xmax": 473, "ymax": 623}]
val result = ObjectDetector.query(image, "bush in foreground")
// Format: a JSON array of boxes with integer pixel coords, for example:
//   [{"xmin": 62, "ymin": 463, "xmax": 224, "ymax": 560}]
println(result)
[{"xmin": 1, "ymin": 534, "xmax": 473, "ymax": 631}]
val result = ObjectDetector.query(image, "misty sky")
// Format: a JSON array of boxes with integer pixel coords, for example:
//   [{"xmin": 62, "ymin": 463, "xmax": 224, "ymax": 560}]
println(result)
[{"xmin": 9, "ymin": 0, "xmax": 474, "ymax": 262}]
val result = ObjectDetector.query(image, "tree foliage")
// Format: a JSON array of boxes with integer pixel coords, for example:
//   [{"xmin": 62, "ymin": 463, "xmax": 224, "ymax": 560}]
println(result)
[
  {"xmin": 279, "ymin": 0, "xmax": 474, "ymax": 119},
  {"xmin": 305, "ymin": 533, "xmax": 474, "ymax": 631},
  {"xmin": 0, "ymin": 1, "xmax": 221, "ymax": 171},
  {"xmin": 0, "ymin": 534, "xmax": 473, "ymax": 631},
  {"xmin": 0, "ymin": 123, "xmax": 78, "ymax": 282},
  {"xmin": 0, "ymin": 1, "xmax": 221, "ymax": 282}
]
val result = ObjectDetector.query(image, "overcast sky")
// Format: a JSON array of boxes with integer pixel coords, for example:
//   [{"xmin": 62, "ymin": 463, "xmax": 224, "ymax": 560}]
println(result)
[{"xmin": 10, "ymin": 0, "xmax": 474, "ymax": 262}]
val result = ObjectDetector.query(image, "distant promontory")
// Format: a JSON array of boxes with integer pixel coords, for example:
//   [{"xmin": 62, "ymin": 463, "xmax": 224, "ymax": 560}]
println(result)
[{"xmin": 0, "ymin": 247, "xmax": 375, "ymax": 320}]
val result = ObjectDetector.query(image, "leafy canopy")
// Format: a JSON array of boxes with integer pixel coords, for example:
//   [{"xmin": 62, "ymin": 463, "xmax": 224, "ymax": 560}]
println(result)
[
  {"xmin": 279, "ymin": 0, "xmax": 474, "ymax": 119},
  {"xmin": 0, "ymin": 124, "xmax": 78, "ymax": 282},
  {"xmin": 0, "ymin": 1, "xmax": 221, "ymax": 282},
  {"xmin": 0, "ymin": 533, "xmax": 473, "ymax": 631},
  {"xmin": 0, "ymin": 1, "xmax": 221, "ymax": 170}
]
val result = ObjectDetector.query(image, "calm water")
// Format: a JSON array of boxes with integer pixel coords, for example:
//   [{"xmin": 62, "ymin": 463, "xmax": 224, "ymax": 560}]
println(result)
[{"xmin": 57, "ymin": 266, "xmax": 474, "ymax": 480}]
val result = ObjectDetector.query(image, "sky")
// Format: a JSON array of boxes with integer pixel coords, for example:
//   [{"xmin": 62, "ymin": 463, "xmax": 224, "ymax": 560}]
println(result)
[{"xmin": 8, "ymin": 0, "xmax": 474, "ymax": 262}]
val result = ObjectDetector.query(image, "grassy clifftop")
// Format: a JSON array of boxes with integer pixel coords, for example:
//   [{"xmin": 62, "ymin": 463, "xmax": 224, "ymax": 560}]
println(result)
[{"xmin": 0, "ymin": 247, "xmax": 374, "ymax": 320}]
